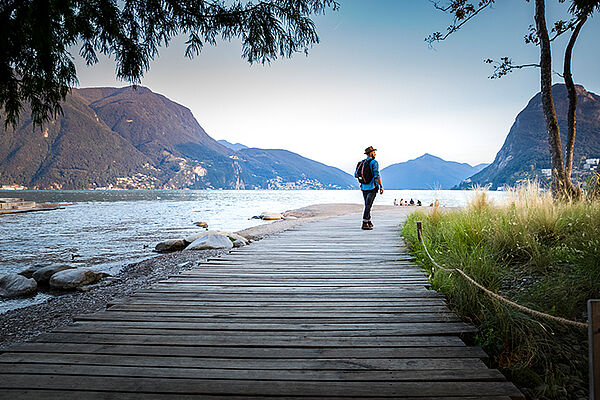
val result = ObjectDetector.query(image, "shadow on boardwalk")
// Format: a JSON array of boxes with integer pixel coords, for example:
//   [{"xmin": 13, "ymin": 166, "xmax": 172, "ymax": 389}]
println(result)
[{"xmin": 0, "ymin": 209, "xmax": 523, "ymax": 399}]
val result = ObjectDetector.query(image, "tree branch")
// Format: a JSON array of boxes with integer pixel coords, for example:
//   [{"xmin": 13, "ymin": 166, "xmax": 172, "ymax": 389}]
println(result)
[{"xmin": 426, "ymin": 0, "xmax": 495, "ymax": 45}]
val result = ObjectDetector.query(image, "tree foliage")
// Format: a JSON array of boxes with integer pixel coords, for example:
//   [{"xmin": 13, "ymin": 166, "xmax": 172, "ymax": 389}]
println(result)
[{"xmin": 0, "ymin": 0, "xmax": 338, "ymax": 128}]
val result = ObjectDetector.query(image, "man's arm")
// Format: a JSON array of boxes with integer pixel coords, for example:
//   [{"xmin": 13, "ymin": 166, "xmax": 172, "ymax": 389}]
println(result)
[{"xmin": 372, "ymin": 160, "xmax": 384, "ymax": 194}]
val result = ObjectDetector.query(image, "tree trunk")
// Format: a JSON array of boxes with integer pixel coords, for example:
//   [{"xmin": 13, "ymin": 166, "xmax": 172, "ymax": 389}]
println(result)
[
  {"xmin": 534, "ymin": 0, "xmax": 567, "ymax": 197},
  {"xmin": 562, "ymin": 16, "xmax": 586, "ymax": 199}
]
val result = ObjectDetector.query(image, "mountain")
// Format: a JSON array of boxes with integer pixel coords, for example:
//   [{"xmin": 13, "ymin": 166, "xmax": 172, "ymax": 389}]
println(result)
[
  {"xmin": 217, "ymin": 140, "xmax": 248, "ymax": 151},
  {"xmin": 458, "ymin": 84, "xmax": 600, "ymax": 189},
  {"xmin": 380, "ymin": 154, "xmax": 486, "ymax": 189},
  {"xmin": 0, "ymin": 86, "xmax": 356, "ymax": 190},
  {"xmin": 236, "ymin": 148, "xmax": 357, "ymax": 189}
]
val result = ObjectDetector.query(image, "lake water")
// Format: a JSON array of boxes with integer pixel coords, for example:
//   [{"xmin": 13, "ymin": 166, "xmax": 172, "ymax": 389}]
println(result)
[{"xmin": 0, "ymin": 189, "xmax": 507, "ymax": 313}]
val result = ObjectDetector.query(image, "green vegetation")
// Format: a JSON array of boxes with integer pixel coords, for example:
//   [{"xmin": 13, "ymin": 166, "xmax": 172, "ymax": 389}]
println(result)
[{"xmin": 401, "ymin": 184, "xmax": 600, "ymax": 399}]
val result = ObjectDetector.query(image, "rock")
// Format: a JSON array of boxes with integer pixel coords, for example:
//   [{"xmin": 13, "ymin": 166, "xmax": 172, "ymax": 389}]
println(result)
[
  {"xmin": 260, "ymin": 212, "xmax": 284, "ymax": 220},
  {"xmin": 224, "ymin": 233, "xmax": 249, "ymax": 247},
  {"xmin": 76, "ymin": 276, "xmax": 119, "ymax": 292},
  {"xmin": 232, "ymin": 239, "xmax": 246, "ymax": 247},
  {"xmin": 155, "ymin": 239, "xmax": 187, "ymax": 253},
  {"xmin": 32, "ymin": 265, "xmax": 75, "ymax": 284},
  {"xmin": 185, "ymin": 230, "xmax": 248, "ymax": 248},
  {"xmin": 184, "ymin": 230, "xmax": 225, "ymax": 244},
  {"xmin": 0, "ymin": 274, "xmax": 37, "ymax": 298},
  {"xmin": 18, "ymin": 265, "xmax": 47, "ymax": 279},
  {"xmin": 49, "ymin": 268, "xmax": 105, "ymax": 290},
  {"xmin": 185, "ymin": 233, "xmax": 233, "ymax": 251},
  {"xmin": 194, "ymin": 221, "xmax": 209, "ymax": 228}
]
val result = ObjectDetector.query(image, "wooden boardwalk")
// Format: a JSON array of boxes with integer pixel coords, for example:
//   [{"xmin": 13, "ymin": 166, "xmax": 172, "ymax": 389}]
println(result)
[{"xmin": 0, "ymin": 210, "xmax": 523, "ymax": 399}]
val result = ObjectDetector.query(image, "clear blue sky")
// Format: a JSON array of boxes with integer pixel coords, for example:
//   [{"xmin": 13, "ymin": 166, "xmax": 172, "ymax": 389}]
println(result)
[{"xmin": 74, "ymin": 0, "xmax": 600, "ymax": 173}]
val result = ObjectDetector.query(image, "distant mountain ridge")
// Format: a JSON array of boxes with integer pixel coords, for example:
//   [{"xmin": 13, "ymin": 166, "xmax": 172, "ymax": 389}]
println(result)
[
  {"xmin": 458, "ymin": 84, "xmax": 600, "ymax": 189},
  {"xmin": 0, "ymin": 86, "xmax": 356, "ymax": 190},
  {"xmin": 381, "ymin": 154, "xmax": 487, "ymax": 189},
  {"xmin": 218, "ymin": 140, "xmax": 248, "ymax": 151}
]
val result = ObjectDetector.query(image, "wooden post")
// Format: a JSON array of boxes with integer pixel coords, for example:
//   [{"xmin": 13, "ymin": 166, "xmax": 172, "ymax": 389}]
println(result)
[
  {"xmin": 590, "ymin": 299, "xmax": 600, "ymax": 400},
  {"xmin": 416, "ymin": 221, "xmax": 423, "ymax": 243}
]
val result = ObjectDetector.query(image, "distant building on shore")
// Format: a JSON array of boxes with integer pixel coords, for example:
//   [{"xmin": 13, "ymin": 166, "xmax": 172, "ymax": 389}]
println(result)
[
  {"xmin": 0, "ymin": 184, "xmax": 27, "ymax": 190},
  {"xmin": 583, "ymin": 158, "xmax": 599, "ymax": 170}
]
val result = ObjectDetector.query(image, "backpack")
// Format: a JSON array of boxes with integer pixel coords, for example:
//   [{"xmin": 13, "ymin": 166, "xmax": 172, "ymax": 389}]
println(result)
[{"xmin": 355, "ymin": 159, "xmax": 374, "ymax": 184}]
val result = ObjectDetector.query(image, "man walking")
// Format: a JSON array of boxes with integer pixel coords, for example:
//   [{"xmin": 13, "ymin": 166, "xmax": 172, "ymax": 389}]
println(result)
[{"xmin": 355, "ymin": 146, "xmax": 384, "ymax": 230}]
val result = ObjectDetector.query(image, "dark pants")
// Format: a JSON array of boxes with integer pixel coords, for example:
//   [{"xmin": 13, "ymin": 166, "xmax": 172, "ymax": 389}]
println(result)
[{"xmin": 362, "ymin": 188, "xmax": 377, "ymax": 221}]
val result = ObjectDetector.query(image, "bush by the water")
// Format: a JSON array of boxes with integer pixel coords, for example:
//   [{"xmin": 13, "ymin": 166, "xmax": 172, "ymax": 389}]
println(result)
[{"xmin": 402, "ymin": 183, "xmax": 599, "ymax": 399}]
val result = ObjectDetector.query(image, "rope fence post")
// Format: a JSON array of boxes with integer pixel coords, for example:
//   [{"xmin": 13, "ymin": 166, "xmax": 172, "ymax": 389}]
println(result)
[
  {"xmin": 416, "ymin": 221, "xmax": 423, "ymax": 243},
  {"xmin": 590, "ymin": 299, "xmax": 600, "ymax": 400}
]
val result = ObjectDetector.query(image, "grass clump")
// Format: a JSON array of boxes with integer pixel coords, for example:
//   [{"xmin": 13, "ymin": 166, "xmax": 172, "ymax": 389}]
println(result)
[{"xmin": 402, "ymin": 183, "xmax": 599, "ymax": 399}]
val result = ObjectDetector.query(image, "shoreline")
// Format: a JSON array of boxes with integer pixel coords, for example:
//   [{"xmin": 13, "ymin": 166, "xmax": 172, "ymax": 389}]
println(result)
[{"xmin": 0, "ymin": 202, "xmax": 402, "ymax": 350}]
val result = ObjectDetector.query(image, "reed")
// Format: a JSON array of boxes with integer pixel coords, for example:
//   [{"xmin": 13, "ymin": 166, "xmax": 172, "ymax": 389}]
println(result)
[{"xmin": 402, "ymin": 182, "xmax": 600, "ymax": 399}]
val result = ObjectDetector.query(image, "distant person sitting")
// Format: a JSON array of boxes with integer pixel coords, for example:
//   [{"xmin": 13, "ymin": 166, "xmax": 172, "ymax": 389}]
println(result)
[
  {"xmin": 399, "ymin": 198, "xmax": 404, "ymax": 206},
  {"xmin": 409, "ymin": 199, "xmax": 415, "ymax": 206},
  {"xmin": 393, "ymin": 199, "xmax": 398, "ymax": 207},
  {"xmin": 417, "ymin": 200, "xmax": 422, "ymax": 206},
  {"xmin": 354, "ymin": 146, "xmax": 384, "ymax": 230}
]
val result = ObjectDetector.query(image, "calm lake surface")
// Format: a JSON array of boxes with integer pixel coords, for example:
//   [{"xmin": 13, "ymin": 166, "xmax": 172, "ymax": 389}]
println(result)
[{"xmin": 0, "ymin": 189, "xmax": 507, "ymax": 312}]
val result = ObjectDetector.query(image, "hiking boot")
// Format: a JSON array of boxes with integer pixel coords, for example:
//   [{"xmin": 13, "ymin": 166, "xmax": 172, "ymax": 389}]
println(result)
[
  {"xmin": 361, "ymin": 221, "xmax": 372, "ymax": 230},
  {"xmin": 368, "ymin": 221, "xmax": 373, "ymax": 228}
]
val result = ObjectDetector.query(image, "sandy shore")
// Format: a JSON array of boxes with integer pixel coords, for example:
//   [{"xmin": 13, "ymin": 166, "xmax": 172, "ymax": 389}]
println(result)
[{"xmin": 0, "ymin": 202, "xmax": 412, "ymax": 350}]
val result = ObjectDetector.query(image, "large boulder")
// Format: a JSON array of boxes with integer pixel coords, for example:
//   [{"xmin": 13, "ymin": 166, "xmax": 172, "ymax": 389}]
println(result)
[
  {"xmin": 260, "ymin": 212, "xmax": 284, "ymax": 220},
  {"xmin": 185, "ymin": 233, "xmax": 233, "ymax": 251},
  {"xmin": 0, "ymin": 274, "xmax": 37, "ymax": 298},
  {"xmin": 49, "ymin": 268, "xmax": 106, "ymax": 290},
  {"xmin": 155, "ymin": 239, "xmax": 187, "ymax": 253},
  {"xmin": 32, "ymin": 265, "xmax": 75, "ymax": 284}
]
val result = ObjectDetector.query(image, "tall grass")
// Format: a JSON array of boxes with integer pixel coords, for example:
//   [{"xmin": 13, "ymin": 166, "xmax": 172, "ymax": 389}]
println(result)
[{"xmin": 402, "ymin": 182, "xmax": 600, "ymax": 399}]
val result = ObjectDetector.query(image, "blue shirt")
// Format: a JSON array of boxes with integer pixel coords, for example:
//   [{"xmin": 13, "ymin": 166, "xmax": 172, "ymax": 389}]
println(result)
[{"xmin": 355, "ymin": 157, "xmax": 380, "ymax": 191}]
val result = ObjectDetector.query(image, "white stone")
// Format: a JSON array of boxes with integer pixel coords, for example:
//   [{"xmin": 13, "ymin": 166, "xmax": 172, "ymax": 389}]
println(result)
[{"xmin": 185, "ymin": 233, "xmax": 233, "ymax": 251}]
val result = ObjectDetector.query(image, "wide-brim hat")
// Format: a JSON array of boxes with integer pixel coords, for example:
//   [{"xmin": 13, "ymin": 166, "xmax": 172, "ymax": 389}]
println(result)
[{"xmin": 364, "ymin": 146, "xmax": 377, "ymax": 155}]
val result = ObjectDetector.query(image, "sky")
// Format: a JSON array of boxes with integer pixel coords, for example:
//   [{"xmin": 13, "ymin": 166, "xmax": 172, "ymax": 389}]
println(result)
[{"xmin": 73, "ymin": 0, "xmax": 600, "ymax": 173}]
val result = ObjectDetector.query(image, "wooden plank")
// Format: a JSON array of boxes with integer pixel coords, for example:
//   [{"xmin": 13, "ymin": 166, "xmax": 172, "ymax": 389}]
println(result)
[
  {"xmin": 74, "ymin": 312, "xmax": 461, "ymax": 324},
  {"xmin": 43, "ymin": 320, "xmax": 478, "ymax": 334},
  {"xmin": 106, "ymin": 305, "xmax": 452, "ymax": 313},
  {"xmin": 5, "ymin": 343, "xmax": 489, "ymax": 359},
  {"xmin": 0, "ymin": 375, "xmax": 525, "ymax": 397},
  {"xmin": 0, "ymin": 363, "xmax": 506, "ymax": 381},
  {"xmin": 54, "ymin": 325, "xmax": 475, "ymax": 337},
  {"xmin": 0, "ymin": 353, "xmax": 489, "ymax": 370},
  {"xmin": 34, "ymin": 333, "xmax": 467, "ymax": 347},
  {"xmin": 0, "ymin": 390, "xmax": 516, "ymax": 400},
  {"xmin": 111, "ymin": 299, "xmax": 447, "ymax": 306}
]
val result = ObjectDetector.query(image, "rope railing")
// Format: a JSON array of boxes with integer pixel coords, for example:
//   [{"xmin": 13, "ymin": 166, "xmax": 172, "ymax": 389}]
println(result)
[{"xmin": 415, "ymin": 221, "xmax": 588, "ymax": 329}]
